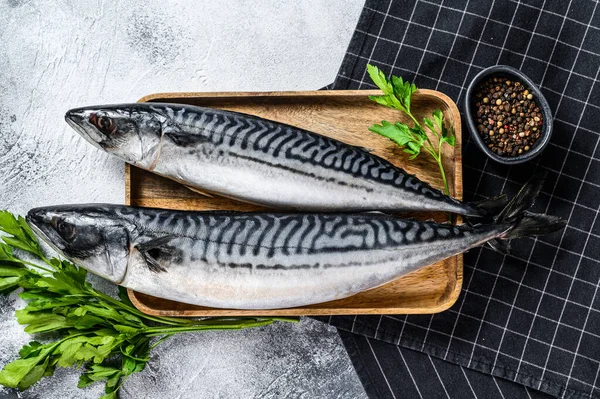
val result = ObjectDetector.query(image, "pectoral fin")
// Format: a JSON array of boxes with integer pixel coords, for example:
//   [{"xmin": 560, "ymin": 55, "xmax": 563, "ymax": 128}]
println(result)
[
  {"xmin": 135, "ymin": 236, "xmax": 175, "ymax": 273},
  {"xmin": 165, "ymin": 130, "xmax": 210, "ymax": 147}
]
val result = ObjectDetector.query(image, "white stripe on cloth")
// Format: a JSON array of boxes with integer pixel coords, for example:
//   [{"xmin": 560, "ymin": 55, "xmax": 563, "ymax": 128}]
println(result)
[
  {"xmin": 397, "ymin": 345, "xmax": 424, "ymax": 399},
  {"xmin": 429, "ymin": 355, "xmax": 451, "ymax": 399},
  {"xmin": 366, "ymin": 337, "xmax": 398, "ymax": 399}
]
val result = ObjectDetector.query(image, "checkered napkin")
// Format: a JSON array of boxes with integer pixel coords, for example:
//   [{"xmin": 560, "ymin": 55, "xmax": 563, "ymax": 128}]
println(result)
[{"xmin": 319, "ymin": 1, "xmax": 600, "ymax": 398}]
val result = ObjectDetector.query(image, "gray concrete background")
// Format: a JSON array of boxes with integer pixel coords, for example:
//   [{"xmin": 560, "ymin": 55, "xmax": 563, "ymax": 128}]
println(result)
[{"xmin": 0, "ymin": 1, "xmax": 367, "ymax": 398}]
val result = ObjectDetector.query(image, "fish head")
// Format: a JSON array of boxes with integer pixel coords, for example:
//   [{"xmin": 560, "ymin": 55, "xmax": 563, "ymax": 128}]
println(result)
[
  {"xmin": 65, "ymin": 105, "xmax": 163, "ymax": 165},
  {"xmin": 26, "ymin": 205, "xmax": 133, "ymax": 284}
]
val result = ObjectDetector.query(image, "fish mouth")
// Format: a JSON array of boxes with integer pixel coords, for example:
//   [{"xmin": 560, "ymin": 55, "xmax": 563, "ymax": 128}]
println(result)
[
  {"xmin": 65, "ymin": 108, "xmax": 105, "ymax": 150},
  {"xmin": 26, "ymin": 214, "xmax": 68, "ymax": 259}
]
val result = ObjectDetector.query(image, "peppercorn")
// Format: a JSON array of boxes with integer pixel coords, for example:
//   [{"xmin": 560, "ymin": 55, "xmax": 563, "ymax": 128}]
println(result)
[{"xmin": 471, "ymin": 75, "xmax": 544, "ymax": 157}]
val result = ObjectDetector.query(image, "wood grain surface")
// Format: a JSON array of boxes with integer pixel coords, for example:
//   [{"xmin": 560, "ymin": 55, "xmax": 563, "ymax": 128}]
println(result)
[{"xmin": 126, "ymin": 90, "xmax": 463, "ymax": 316}]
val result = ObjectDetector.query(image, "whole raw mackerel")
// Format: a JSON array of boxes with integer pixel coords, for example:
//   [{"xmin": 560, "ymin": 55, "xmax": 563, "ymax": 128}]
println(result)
[
  {"xmin": 65, "ymin": 103, "xmax": 496, "ymax": 216},
  {"xmin": 26, "ymin": 178, "xmax": 564, "ymax": 309}
]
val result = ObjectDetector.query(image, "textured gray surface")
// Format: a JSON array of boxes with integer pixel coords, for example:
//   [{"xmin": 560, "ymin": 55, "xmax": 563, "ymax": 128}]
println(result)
[{"xmin": 0, "ymin": 1, "xmax": 367, "ymax": 398}]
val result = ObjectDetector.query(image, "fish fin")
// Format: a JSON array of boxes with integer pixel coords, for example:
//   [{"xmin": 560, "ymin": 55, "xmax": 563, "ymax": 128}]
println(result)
[
  {"xmin": 464, "ymin": 194, "xmax": 509, "ymax": 220},
  {"xmin": 500, "ymin": 212, "xmax": 566, "ymax": 240},
  {"xmin": 496, "ymin": 173, "xmax": 547, "ymax": 222},
  {"xmin": 465, "ymin": 172, "xmax": 547, "ymax": 220},
  {"xmin": 165, "ymin": 130, "xmax": 210, "ymax": 147},
  {"xmin": 141, "ymin": 253, "xmax": 167, "ymax": 274},
  {"xmin": 184, "ymin": 185, "xmax": 214, "ymax": 198},
  {"xmin": 135, "ymin": 236, "xmax": 175, "ymax": 273},
  {"xmin": 485, "ymin": 173, "xmax": 565, "ymax": 252},
  {"xmin": 470, "ymin": 194, "xmax": 509, "ymax": 215},
  {"xmin": 486, "ymin": 239, "xmax": 510, "ymax": 254},
  {"xmin": 136, "ymin": 235, "xmax": 174, "ymax": 252}
]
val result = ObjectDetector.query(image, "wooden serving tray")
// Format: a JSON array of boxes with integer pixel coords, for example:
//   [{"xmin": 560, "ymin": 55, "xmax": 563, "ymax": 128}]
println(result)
[{"xmin": 126, "ymin": 90, "xmax": 463, "ymax": 316}]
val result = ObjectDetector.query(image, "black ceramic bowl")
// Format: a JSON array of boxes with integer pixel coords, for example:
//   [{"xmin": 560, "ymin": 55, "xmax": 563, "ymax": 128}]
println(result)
[{"xmin": 464, "ymin": 65, "xmax": 553, "ymax": 164}]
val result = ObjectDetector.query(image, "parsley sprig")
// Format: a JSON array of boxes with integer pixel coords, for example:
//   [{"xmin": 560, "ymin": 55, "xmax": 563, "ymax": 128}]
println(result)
[
  {"xmin": 367, "ymin": 64, "xmax": 456, "ymax": 196},
  {"xmin": 0, "ymin": 210, "xmax": 297, "ymax": 399}
]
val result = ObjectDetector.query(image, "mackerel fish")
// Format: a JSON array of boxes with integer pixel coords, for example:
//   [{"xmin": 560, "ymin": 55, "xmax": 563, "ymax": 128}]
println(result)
[
  {"xmin": 65, "ymin": 103, "xmax": 496, "ymax": 216},
  {"xmin": 26, "ymin": 177, "xmax": 565, "ymax": 309}
]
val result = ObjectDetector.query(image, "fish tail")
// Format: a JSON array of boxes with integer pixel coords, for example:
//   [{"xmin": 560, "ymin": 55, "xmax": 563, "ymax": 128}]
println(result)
[
  {"xmin": 466, "ymin": 194, "xmax": 509, "ymax": 217},
  {"xmin": 484, "ymin": 172, "xmax": 566, "ymax": 254},
  {"xmin": 465, "ymin": 172, "xmax": 550, "ymax": 218}
]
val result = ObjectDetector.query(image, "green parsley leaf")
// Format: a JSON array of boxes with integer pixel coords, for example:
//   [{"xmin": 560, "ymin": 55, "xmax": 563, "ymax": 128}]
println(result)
[
  {"xmin": 0, "ymin": 263, "xmax": 28, "ymax": 277},
  {"xmin": 0, "ymin": 211, "xmax": 43, "ymax": 259},
  {"xmin": 366, "ymin": 65, "xmax": 456, "ymax": 197},
  {"xmin": 367, "ymin": 65, "xmax": 403, "ymax": 110},
  {"xmin": 391, "ymin": 75, "xmax": 417, "ymax": 113},
  {"xmin": 367, "ymin": 94, "xmax": 394, "ymax": 109},
  {"xmin": 432, "ymin": 109, "xmax": 443, "ymax": 131},
  {"xmin": 19, "ymin": 341, "xmax": 44, "ymax": 358},
  {"xmin": 440, "ymin": 122, "xmax": 456, "ymax": 147},
  {"xmin": 17, "ymin": 357, "xmax": 49, "ymax": 390},
  {"xmin": 369, "ymin": 121, "xmax": 422, "ymax": 148},
  {"xmin": 0, "ymin": 343, "xmax": 55, "ymax": 388},
  {"xmin": 0, "ymin": 243, "xmax": 16, "ymax": 262},
  {"xmin": 423, "ymin": 117, "xmax": 435, "ymax": 135},
  {"xmin": 16, "ymin": 311, "xmax": 69, "ymax": 333},
  {"xmin": 77, "ymin": 373, "xmax": 95, "ymax": 389},
  {"xmin": 0, "ymin": 276, "xmax": 22, "ymax": 293},
  {"xmin": 367, "ymin": 64, "xmax": 393, "ymax": 95},
  {"xmin": 442, "ymin": 135, "xmax": 456, "ymax": 147}
]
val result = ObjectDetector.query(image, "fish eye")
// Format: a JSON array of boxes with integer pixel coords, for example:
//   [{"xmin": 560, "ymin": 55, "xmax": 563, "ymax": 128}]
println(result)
[
  {"xmin": 54, "ymin": 219, "xmax": 77, "ymax": 241},
  {"xmin": 91, "ymin": 112, "xmax": 116, "ymax": 135}
]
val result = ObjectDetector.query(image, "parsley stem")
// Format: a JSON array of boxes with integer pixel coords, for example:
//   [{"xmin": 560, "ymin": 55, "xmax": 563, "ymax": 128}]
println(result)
[
  {"xmin": 407, "ymin": 112, "xmax": 421, "ymax": 129},
  {"xmin": 34, "ymin": 252, "xmax": 192, "ymax": 326},
  {"xmin": 408, "ymin": 113, "xmax": 440, "ymax": 159},
  {"xmin": 149, "ymin": 335, "xmax": 171, "ymax": 349},
  {"xmin": 436, "ymin": 155, "xmax": 450, "ymax": 196},
  {"xmin": 437, "ymin": 141, "xmax": 450, "ymax": 197},
  {"xmin": 39, "ymin": 255, "xmax": 51, "ymax": 266},
  {"xmin": 144, "ymin": 319, "xmax": 277, "ymax": 336},
  {"xmin": 112, "ymin": 374, "xmax": 131, "ymax": 395},
  {"xmin": 266, "ymin": 316, "xmax": 299, "ymax": 323},
  {"xmin": 422, "ymin": 144, "xmax": 450, "ymax": 197},
  {"xmin": 91, "ymin": 290, "xmax": 191, "ymax": 326},
  {"xmin": 10, "ymin": 258, "xmax": 54, "ymax": 274},
  {"xmin": 403, "ymin": 109, "xmax": 450, "ymax": 197}
]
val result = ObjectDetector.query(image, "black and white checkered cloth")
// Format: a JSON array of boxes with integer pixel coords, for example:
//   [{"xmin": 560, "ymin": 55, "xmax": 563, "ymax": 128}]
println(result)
[
  {"xmin": 320, "ymin": 1, "xmax": 600, "ymax": 398},
  {"xmin": 338, "ymin": 330, "xmax": 556, "ymax": 398}
]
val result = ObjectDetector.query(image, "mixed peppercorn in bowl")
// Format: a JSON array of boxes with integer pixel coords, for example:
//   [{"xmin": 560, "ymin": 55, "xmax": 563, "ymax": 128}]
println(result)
[{"xmin": 464, "ymin": 65, "xmax": 553, "ymax": 164}]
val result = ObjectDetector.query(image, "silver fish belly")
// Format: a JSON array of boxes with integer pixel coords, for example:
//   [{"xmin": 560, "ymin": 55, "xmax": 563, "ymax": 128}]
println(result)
[
  {"xmin": 123, "ymin": 212, "xmax": 496, "ymax": 309},
  {"xmin": 65, "ymin": 104, "xmax": 482, "ymax": 216}
]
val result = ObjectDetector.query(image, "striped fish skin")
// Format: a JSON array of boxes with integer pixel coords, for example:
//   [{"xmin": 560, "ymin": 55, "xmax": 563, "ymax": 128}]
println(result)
[
  {"xmin": 27, "ymin": 204, "xmax": 504, "ymax": 309},
  {"xmin": 65, "ymin": 103, "xmax": 481, "ymax": 216}
]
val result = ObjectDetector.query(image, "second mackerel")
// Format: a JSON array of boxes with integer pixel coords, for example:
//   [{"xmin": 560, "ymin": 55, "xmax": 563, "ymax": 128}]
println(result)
[
  {"xmin": 26, "ymin": 176, "xmax": 565, "ymax": 309},
  {"xmin": 66, "ymin": 103, "xmax": 491, "ymax": 216}
]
